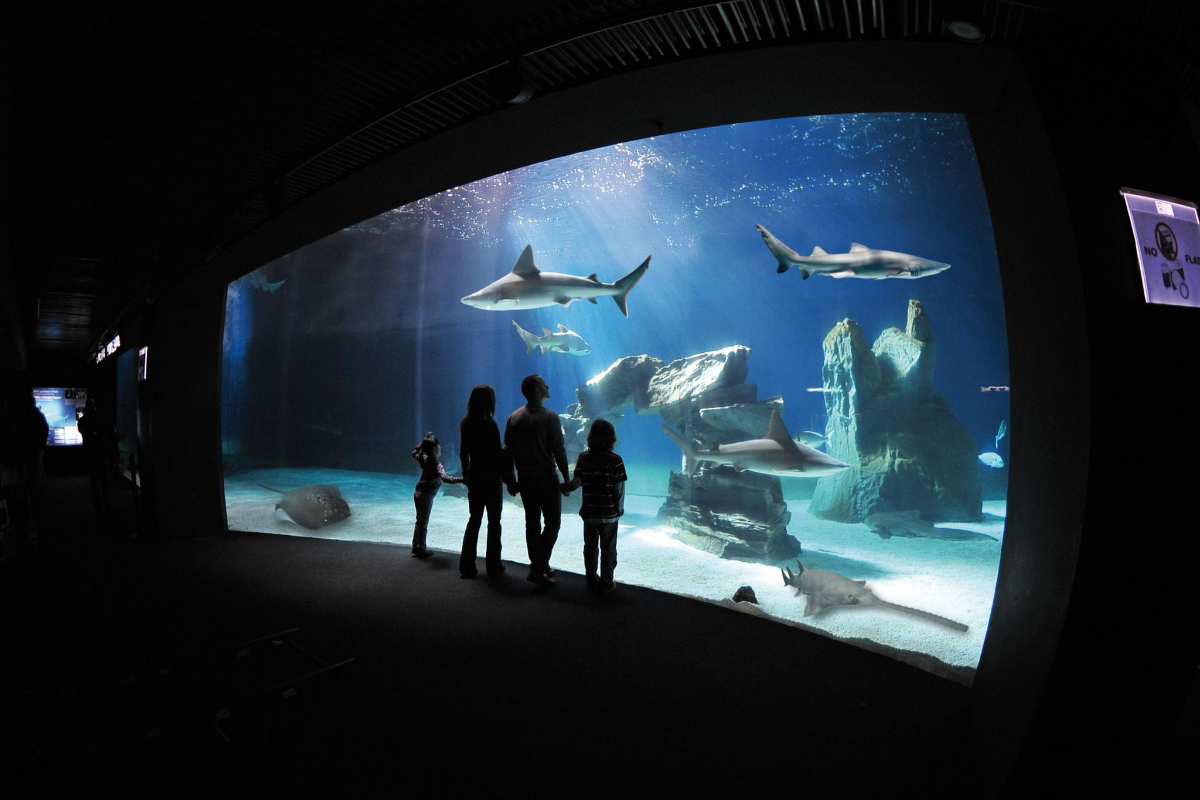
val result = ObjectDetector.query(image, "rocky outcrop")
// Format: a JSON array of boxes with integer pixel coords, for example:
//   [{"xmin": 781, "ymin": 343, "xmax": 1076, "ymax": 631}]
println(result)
[
  {"xmin": 565, "ymin": 343, "xmax": 803, "ymax": 562},
  {"xmin": 697, "ymin": 398, "xmax": 784, "ymax": 445},
  {"xmin": 809, "ymin": 300, "xmax": 981, "ymax": 523},
  {"xmin": 576, "ymin": 355, "xmax": 662, "ymax": 418},
  {"xmin": 559, "ymin": 403, "xmax": 594, "ymax": 463},
  {"xmin": 658, "ymin": 463, "xmax": 802, "ymax": 564},
  {"xmin": 644, "ymin": 346, "xmax": 750, "ymax": 412}
]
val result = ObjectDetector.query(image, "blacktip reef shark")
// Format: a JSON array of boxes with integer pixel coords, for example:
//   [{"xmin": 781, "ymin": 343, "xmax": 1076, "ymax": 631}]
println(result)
[
  {"xmin": 782, "ymin": 560, "xmax": 969, "ymax": 631},
  {"xmin": 512, "ymin": 320, "xmax": 593, "ymax": 356},
  {"xmin": 755, "ymin": 224, "xmax": 951, "ymax": 280},
  {"xmin": 461, "ymin": 244, "xmax": 651, "ymax": 316},
  {"xmin": 663, "ymin": 408, "xmax": 849, "ymax": 479}
]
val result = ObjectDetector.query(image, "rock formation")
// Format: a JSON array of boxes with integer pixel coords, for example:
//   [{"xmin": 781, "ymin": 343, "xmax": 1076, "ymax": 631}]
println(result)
[
  {"xmin": 809, "ymin": 299, "xmax": 982, "ymax": 523},
  {"xmin": 576, "ymin": 355, "xmax": 662, "ymax": 418},
  {"xmin": 657, "ymin": 463, "xmax": 802, "ymax": 563},
  {"xmin": 566, "ymin": 344, "xmax": 802, "ymax": 563},
  {"xmin": 644, "ymin": 345, "xmax": 750, "ymax": 411}
]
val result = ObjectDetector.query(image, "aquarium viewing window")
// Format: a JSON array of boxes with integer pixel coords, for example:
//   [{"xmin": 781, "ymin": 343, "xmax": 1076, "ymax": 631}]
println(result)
[
  {"xmin": 1122, "ymin": 188, "xmax": 1200, "ymax": 308},
  {"xmin": 221, "ymin": 113, "xmax": 1012, "ymax": 681},
  {"xmin": 34, "ymin": 387, "xmax": 87, "ymax": 446}
]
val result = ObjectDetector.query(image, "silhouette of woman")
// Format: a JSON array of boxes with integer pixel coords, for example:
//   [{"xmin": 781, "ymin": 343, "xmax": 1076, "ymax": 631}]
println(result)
[{"xmin": 458, "ymin": 385, "xmax": 515, "ymax": 578}]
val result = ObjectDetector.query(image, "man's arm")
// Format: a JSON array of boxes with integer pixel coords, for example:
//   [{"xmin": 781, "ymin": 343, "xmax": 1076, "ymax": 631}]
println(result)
[{"xmin": 550, "ymin": 413, "xmax": 570, "ymax": 483}]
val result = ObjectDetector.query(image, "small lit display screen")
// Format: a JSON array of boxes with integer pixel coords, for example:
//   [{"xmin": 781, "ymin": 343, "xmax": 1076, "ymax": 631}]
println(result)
[{"xmin": 33, "ymin": 387, "xmax": 87, "ymax": 446}]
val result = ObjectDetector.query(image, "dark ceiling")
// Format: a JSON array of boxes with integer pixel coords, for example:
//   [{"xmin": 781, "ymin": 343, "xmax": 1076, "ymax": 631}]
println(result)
[{"xmin": 5, "ymin": 0, "xmax": 1197, "ymax": 370}]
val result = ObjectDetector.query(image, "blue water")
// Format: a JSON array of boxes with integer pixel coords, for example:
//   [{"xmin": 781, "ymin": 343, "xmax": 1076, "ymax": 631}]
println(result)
[{"xmin": 221, "ymin": 113, "xmax": 1010, "ymax": 677}]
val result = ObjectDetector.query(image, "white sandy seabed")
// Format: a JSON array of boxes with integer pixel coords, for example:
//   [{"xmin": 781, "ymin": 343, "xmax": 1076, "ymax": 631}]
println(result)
[{"xmin": 225, "ymin": 466, "xmax": 1006, "ymax": 682}]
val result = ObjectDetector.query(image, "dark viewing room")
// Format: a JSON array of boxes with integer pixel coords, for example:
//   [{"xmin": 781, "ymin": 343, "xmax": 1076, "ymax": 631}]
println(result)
[{"xmin": 3, "ymin": 2, "xmax": 1198, "ymax": 796}]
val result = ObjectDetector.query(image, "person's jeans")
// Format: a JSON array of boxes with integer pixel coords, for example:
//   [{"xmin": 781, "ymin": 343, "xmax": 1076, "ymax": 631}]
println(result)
[
  {"xmin": 461, "ymin": 481, "xmax": 503, "ymax": 574},
  {"xmin": 519, "ymin": 479, "xmax": 561, "ymax": 575},
  {"xmin": 412, "ymin": 488, "xmax": 437, "ymax": 552},
  {"xmin": 583, "ymin": 519, "xmax": 619, "ymax": 584}
]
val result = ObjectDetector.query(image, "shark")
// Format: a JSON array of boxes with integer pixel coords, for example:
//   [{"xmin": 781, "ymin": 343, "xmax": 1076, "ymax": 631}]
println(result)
[
  {"xmin": 755, "ymin": 224, "xmax": 951, "ymax": 280},
  {"xmin": 461, "ymin": 245, "xmax": 651, "ymax": 316},
  {"xmin": 663, "ymin": 408, "xmax": 849, "ymax": 478},
  {"xmin": 260, "ymin": 484, "xmax": 352, "ymax": 530},
  {"xmin": 864, "ymin": 510, "xmax": 997, "ymax": 542},
  {"xmin": 781, "ymin": 560, "xmax": 969, "ymax": 631},
  {"xmin": 512, "ymin": 320, "xmax": 593, "ymax": 356}
]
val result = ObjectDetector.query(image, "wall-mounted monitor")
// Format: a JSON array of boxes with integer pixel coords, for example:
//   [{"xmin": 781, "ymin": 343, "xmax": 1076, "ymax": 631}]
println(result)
[
  {"xmin": 1121, "ymin": 188, "xmax": 1199, "ymax": 308},
  {"xmin": 220, "ymin": 112, "xmax": 1010, "ymax": 682},
  {"xmin": 33, "ymin": 387, "xmax": 87, "ymax": 446}
]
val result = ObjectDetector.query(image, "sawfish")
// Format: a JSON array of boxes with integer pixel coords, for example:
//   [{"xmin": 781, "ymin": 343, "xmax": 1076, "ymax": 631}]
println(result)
[
  {"xmin": 865, "ymin": 510, "xmax": 997, "ymax": 542},
  {"xmin": 781, "ymin": 561, "xmax": 968, "ymax": 631},
  {"xmin": 259, "ymin": 483, "xmax": 352, "ymax": 529}
]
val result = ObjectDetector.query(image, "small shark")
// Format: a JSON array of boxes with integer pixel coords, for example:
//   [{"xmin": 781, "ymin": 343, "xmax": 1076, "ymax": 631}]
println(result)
[
  {"xmin": 865, "ymin": 510, "xmax": 997, "ymax": 541},
  {"xmin": 755, "ymin": 224, "xmax": 951, "ymax": 280},
  {"xmin": 260, "ymin": 484, "xmax": 352, "ymax": 530},
  {"xmin": 978, "ymin": 452, "xmax": 1005, "ymax": 469},
  {"xmin": 512, "ymin": 320, "xmax": 592, "ymax": 356},
  {"xmin": 994, "ymin": 419, "xmax": 1007, "ymax": 450},
  {"xmin": 462, "ymin": 245, "xmax": 651, "ymax": 316},
  {"xmin": 782, "ymin": 561, "xmax": 969, "ymax": 631},
  {"xmin": 663, "ymin": 409, "xmax": 849, "ymax": 478}
]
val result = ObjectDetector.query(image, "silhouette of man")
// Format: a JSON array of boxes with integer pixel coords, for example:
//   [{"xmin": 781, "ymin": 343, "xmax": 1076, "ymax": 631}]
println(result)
[{"xmin": 504, "ymin": 374, "xmax": 570, "ymax": 586}]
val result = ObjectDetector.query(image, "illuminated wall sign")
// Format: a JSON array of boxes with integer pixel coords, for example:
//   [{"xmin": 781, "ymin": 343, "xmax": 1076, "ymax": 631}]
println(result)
[
  {"xmin": 1121, "ymin": 188, "xmax": 1200, "ymax": 308},
  {"xmin": 95, "ymin": 334, "xmax": 122, "ymax": 364}
]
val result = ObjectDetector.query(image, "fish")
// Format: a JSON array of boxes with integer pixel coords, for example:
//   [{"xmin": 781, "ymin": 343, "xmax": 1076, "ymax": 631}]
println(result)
[
  {"xmin": 663, "ymin": 408, "xmax": 849, "ymax": 479},
  {"xmin": 994, "ymin": 419, "xmax": 1007, "ymax": 449},
  {"xmin": 461, "ymin": 245, "xmax": 651, "ymax": 316},
  {"xmin": 864, "ymin": 510, "xmax": 997, "ymax": 541},
  {"xmin": 781, "ymin": 561, "xmax": 969, "ymax": 631},
  {"xmin": 793, "ymin": 430, "xmax": 827, "ymax": 449},
  {"xmin": 512, "ymin": 320, "xmax": 593, "ymax": 356},
  {"xmin": 978, "ymin": 452, "xmax": 1005, "ymax": 469},
  {"xmin": 755, "ymin": 224, "xmax": 951, "ymax": 280},
  {"xmin": 247, "ymin": 272, "xmax": 288, "ymax": 293},
  {"xmin": 259, "ymin": 484, "xmax": 352, "ymax": 529}
]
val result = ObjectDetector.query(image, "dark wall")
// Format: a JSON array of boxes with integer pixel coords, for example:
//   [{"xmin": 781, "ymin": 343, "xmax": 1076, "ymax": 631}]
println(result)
[
  {"xmin": 1003, "ymin": 36, "xmax": 1200, "ymax": 795},
  {"xmin": 146, "ymin": 42, "xmax": 1105, "ymax": 796}
]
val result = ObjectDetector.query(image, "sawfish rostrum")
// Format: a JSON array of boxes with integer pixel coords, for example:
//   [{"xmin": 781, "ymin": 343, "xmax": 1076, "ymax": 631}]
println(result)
[
  {"xmin": 782, "ymin": 561, "xmax": 968, "ymax": 631},
  {"xmin": 263, "ymin": 484, "xmax": 352, "ymax": 529}
]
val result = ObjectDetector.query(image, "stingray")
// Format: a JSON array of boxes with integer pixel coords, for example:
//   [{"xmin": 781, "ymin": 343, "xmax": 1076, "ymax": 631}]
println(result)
[
  {"xmin": 781, "ymin": 560, "xmax": 969, "ymax": 631},
  {"xmin": 259, "ymin": 484, "xmax": 352, "ymax": 529}
]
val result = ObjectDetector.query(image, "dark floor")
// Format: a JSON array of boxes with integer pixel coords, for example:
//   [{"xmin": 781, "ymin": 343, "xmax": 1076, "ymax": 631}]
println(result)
[{"xmin": 4, "ymin": 476, "xmax": 982, "ymax": 797}]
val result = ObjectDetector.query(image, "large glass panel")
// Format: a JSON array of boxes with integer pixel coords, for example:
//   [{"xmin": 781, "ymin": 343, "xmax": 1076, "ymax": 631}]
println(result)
[{"xmin": 221, "ymin": 113, "xmax": 1010, "ymax": 680}]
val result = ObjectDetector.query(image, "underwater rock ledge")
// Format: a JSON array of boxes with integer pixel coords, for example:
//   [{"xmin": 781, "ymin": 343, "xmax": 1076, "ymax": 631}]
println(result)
[{"xmin": 809, "ymin": 299, "xmax": 982, "ymax": 523}]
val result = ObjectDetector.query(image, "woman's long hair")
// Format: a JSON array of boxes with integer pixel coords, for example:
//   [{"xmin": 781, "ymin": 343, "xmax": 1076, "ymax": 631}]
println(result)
[{"xmin": 466, "ymin": 384, "xmax": 496, "ymax": 421}]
